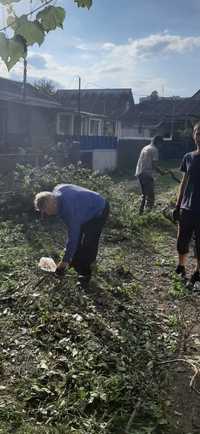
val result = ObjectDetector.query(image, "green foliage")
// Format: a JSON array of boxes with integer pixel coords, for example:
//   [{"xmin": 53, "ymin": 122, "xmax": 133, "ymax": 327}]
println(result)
[
  {"xmin": 12, "ymin": 15, "xmax": 44, "ymax": 46},
  {"xmin": 0, "ymin": 165, "xmax": 186, "ymax": 433},
  {"xmin": 0, "ymin": 164, "xmax": 180, "ymax": 433},
  {"xmin": 75, "ymin": 0, "xmax": 93, "ymax": 7},
  {"xmin": 0, "ymin": 213, "xmax": 169, "ymax": 433},
  {"xmin": 0, "ymin": 163, "xmax": 112, "ymax": 217},
  {"xmin": 169, "ymin": 274, "xmax": 187, "ymax": 298},
  {"xmin": 0, "ymin": 0, "xmax": 93, "ymax": 70},
  {"xmin": 37, "ymin": 6, "xmax": 65, "ymax": 32},
  {"xmin": 0, "ymin": 33, "xmax": 26, "ymax": 70}
]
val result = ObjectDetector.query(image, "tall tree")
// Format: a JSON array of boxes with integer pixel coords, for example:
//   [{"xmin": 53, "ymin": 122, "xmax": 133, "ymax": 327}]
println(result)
[{"xmin": 0, "ymin": 0, "xmax": 92, "ymax": 70}]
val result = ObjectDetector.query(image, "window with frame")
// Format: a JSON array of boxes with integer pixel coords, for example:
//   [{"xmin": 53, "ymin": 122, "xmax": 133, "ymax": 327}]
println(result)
[
  {"xmin": 103, "ymin": 120, "xmax": 115, "ymax": 136},
  {"xmin": 89, "ymin": 119, "xmax": 100, "ymax": 136}
]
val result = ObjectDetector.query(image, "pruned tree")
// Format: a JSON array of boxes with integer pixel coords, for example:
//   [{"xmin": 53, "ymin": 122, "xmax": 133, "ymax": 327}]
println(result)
[
  {"xmin": 34, "ymin": 78, "xmax": 57, "ymax": 96},
  {"xmin": 0, "ymin": 0, "xmax": 92, "ymax": 70},
  {"xmin": 150, "ymin": 90, "xmax": 159, "ymax": 100}
]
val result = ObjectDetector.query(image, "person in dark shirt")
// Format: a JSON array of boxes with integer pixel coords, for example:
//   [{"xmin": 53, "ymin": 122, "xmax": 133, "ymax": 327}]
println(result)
[
  {"xmin": 34, "ymin": 184, "xmax": 109, "ymax": 287},
  {"xmin": 173, "ymin": 121, "xmax": 200, "ymax": 287}
]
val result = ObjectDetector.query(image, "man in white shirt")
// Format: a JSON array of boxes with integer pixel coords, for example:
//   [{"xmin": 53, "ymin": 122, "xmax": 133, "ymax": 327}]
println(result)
[{"xmin": 135, "ymin": 135, "xmax": 164, "ymax": 214}]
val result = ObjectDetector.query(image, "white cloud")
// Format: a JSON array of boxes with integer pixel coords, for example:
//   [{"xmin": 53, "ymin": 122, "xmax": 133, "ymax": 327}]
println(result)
[{"xmin": 5, "ymin": 32, "xmax": 200, "ymax": 98}]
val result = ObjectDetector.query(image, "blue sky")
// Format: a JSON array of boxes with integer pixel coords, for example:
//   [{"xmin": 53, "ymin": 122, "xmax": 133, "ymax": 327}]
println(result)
[{"xmin": 1, "ymin": 0, "xmax": 200, "ymax": 100}]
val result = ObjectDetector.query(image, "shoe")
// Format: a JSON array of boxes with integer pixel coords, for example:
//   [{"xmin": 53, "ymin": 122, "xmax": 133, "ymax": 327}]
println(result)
[
  {"xmin": 77, "ymin": 274, "xmax": 91, "ymax": 289},
  {"xmin": 175, "ymin": 265, "xmax": 186, "ymax": 278},
  {"xmin": 187, "ymin": 271, "xmax": 200, "ymax": 290}
]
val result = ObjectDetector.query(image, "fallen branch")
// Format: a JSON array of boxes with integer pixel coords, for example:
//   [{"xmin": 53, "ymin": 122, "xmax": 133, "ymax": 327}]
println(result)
[
  {"xmin": 32, "ymin": 271, "xmax": 72, "ymax": 291},
  {"xmin": 125, "ymin": 398, "xmax": 142, "ymax": 433},
  {"xmin": 32, "ymin": 275, "xmax": 49, "ymax": 290},
  {"xmin": 159, "ymin": 358, "xmax": 200, "ymax": 395},
  {"xmin": 166, "ymin": 170, "xmax": 181, "ymax": 184}
]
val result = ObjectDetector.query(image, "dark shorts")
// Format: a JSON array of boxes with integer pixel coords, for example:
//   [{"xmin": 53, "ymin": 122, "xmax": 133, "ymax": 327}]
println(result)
[{"xmin": 177, "ymin": 209, "xmax": 200, "ymax": 258}]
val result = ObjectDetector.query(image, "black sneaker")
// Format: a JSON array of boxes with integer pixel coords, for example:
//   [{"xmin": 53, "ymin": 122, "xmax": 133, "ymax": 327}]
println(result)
[
  {"xmin": 175, "ymin": 265, "xmax": 186, "ymax": 278},
  {"xmin": 77, "ymin": 274, "xmax": 91, "ymax": 289},
  {"xmin": 187, "ymin": 271, "xmax": 200, "ymax": 290}
]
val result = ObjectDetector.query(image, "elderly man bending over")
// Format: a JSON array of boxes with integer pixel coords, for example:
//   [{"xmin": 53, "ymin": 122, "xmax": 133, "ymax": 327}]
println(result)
[{"xmin": 34, "ymin": 184, "xmax": 109, "ymax": 288}]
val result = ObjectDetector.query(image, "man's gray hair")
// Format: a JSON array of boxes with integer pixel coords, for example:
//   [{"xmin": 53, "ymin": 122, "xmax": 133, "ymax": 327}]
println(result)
[{"xmin": 34, "ymin": 191, "xmax": 53, "ymax": 211}]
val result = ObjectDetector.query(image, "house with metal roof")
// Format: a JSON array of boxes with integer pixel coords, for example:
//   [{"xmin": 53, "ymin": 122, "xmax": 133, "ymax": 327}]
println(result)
[
  {"xmin": 55, "ymin": 88, "xmax": 135, "ymax": 171},
  {"xmin": 0, "ymin": 78, "xmax": 124, "ymax": 173}
]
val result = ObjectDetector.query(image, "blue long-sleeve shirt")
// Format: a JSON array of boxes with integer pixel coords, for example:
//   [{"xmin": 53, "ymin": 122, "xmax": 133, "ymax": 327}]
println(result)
[{"xmin": 53, "ymin": 184, "xmax": 106, "ymax": 263}]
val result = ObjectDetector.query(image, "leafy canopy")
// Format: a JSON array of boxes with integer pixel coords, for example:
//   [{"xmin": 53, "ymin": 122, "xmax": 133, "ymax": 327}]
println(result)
[{"xmin": 0, "ymin": 0, "xmax": 92, "ymax": 70}]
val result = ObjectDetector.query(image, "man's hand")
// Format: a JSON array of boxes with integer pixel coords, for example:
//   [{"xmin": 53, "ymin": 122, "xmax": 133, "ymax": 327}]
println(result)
[
  {"xmin": 172, "ymin": 207, "xmax": 180, "ymax": 222},
  {"xmin": 153, "ymin": 163, "xmax": 166, "ymax": 176},
  {"xmin": 157, "ymin": 167, "xmax": 168, "ymax": 176},
  {"xmin": 56, "ymin": 261, "xmax": 68, "ymax": 276},
  {"xmin": 160, "ymin": 169, "xmax": 168, "ymax": 176}
]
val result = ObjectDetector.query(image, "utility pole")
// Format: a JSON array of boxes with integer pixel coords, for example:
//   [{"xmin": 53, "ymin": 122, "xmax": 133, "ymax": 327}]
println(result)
[
  {"xmin": 71, "ymin": 76, "xmax": 81, "ymax": 167},
  {"xmin": 170, "ymin": 98, "xmax": 176, "ymax": 139},
  {"xmin": 23, "ymin": 57, "xmax": 27, "ymax": 101},
  {"xmin": 23, "ymin": 44, "xmax": 28, "ymax": 101},
  {"xmin": 78, "ymin": 76, "xmax": 81, "ymax": 138}
]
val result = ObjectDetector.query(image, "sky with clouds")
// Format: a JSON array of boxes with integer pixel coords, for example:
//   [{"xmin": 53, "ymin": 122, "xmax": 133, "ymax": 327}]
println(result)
[{"xmin": 1, "ymin": 0, "xmax": 200, "ymax": 100}]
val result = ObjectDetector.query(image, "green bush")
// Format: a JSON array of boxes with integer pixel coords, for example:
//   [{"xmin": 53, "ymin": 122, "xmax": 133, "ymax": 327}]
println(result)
[{"xmin": 0, "ymin": 163, "xmax": 113, "ymax": 218}]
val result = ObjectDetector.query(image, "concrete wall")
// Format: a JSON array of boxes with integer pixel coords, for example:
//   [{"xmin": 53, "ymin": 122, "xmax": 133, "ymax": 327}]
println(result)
[
  {"xmin": 93, "ymin": 149, "xmax": 117, "ymax": 172},
  {"xmin": 119, "ymin": 127, "xmax": 152, "ymax": 139}
]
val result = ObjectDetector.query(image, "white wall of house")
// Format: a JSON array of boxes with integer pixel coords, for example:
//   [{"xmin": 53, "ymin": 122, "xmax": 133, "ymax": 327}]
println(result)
[
  {"xmin": 93, "ymin": 149, "xmax": 117, "ymax": 172},
  {"xmin": 118, "ymin": 126, "xmax": 152, "ymax": 139}
]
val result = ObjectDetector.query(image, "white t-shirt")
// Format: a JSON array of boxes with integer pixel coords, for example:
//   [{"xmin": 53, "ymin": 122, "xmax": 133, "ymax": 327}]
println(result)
[{"xmin": 135, "ymin": 144, "xmax": 159, "ymax": 177}]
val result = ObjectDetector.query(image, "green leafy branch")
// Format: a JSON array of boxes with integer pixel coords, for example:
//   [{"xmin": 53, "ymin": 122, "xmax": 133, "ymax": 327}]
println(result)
[{"xmin": 0, "ymin": 0, "xmax": 93, "ymax": 70}]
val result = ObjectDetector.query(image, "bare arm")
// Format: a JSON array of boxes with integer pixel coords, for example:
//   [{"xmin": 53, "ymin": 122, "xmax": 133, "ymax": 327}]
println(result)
[
  {"xmin": 152, "ymin": 161, "xmax": 166, "ymax": 175},
  {"xmin": 175, "ymin": 173, "xmax": 188, "ymax": 208}
]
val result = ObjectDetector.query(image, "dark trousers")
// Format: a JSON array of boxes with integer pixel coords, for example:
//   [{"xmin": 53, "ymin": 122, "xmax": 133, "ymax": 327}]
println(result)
[
  {"xmin": 177, "ymin": 209, "xmax": 200, "ymax": 259},
  {"xmin": 138, "ymin": 173, "xmax": 155, "ymax": 214},
  {"xmin": 71, "ymin": 201, "xmax": 109, "ymax": 277}
]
